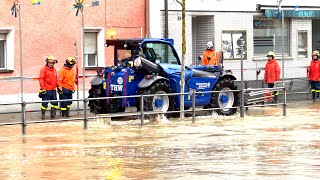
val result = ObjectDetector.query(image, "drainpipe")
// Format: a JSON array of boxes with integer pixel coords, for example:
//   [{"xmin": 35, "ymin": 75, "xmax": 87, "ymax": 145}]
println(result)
[
  {"xmin": 164, "ymin": 0, "xmax": 168, "ymax": 38},
  {"xmin": 145, "ymin": 0, "xmax": 149, "ymax": 37}
]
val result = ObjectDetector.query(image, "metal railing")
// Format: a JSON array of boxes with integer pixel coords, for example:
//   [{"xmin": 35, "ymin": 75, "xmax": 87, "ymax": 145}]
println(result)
[
  {"xmin": 231, "ymin": 65, "xmax": 310, "ymax": 96},
  {"xmin": 0, "ymin": 87, "xmax": 287, "ymax": 135}
]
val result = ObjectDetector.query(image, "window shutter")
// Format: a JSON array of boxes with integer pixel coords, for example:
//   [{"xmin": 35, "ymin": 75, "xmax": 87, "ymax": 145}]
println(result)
[
  {"xmin": 0, "ymin": 33, "xmax": 6, "ymax": 40},
  {"xmin": 84, "ymin": 32, "xmax": 97, "ymax": 53},
  {"xmin": 195, "ymin": 16, "xmax": 215, "ymax": 61}
]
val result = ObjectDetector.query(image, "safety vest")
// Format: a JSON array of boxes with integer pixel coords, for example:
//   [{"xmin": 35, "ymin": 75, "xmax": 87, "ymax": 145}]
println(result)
[
  {"xmin": 59, "ymin": 66, "xmax": 76, "ymax": 91},
  {"xmin": 39, "ymin": 65, "xmax": 59, "ymax": 90},
  {"xmin": 201, "ymin": 49, "xmax": 219, "ymax": 66},
  {"xmin": 308, "ymin": 59, "xmax": 320, "ymax": 81},
  {"xmin": 264, "ymin": 59, "xmax": 280, "ymax": 83}
]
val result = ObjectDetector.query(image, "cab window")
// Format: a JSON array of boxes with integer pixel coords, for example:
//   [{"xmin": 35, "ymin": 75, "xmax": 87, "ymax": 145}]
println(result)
[{"xmin": 142, "ymin": 42, "xmax": 180, "ymax": 65}]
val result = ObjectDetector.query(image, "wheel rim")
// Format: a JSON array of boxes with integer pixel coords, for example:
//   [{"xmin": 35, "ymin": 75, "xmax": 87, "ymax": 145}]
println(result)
[
  {"xmin": 218, "ymin": 87, "xmax": 234, "ymax": 111},
  {"xmin": 152, "ymin": 91, "xmax": 169, "ymax": 112}
]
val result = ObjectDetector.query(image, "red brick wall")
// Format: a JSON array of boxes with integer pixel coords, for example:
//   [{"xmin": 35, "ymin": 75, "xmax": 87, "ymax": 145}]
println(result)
[{"xmin": 0, "ymin": 0, "xmax": 145, "ymax": 95}]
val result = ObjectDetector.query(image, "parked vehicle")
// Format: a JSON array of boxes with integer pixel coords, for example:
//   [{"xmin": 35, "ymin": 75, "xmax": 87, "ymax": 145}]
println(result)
[{"xmin": 88, "ymin": 38, "xmax": 239, "ymax": 116}]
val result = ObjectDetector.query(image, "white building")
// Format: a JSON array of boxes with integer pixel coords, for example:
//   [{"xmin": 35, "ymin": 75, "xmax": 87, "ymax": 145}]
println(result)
[{"xmin": 148, "ymin": 0, "xmax": 320, "ymax": 80}]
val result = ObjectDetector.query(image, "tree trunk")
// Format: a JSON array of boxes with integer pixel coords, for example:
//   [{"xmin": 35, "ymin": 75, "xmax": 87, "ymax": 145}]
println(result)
[{"xmin": 179, "ymin": 0, "xmax": 186, "ymax": 119}]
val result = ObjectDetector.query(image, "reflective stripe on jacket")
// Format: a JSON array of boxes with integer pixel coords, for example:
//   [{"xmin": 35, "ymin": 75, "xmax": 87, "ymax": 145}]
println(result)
[
  {"xmin": 201, "ymin": 49, "xmax": 219, "ymax": 66},
  {"xmin": 59, "ymin": 66, "xmax": 76, "ymax": 91},
  {"xmin": 308, "ymin": 59, "xmax": 320, "ymax": 81},
  {"xmin": 264, "ymin": 59, "xmax": 280, "ymax": 83},
  {"xmin": 39, "ymin": 66, "xmax": 59, "ymax": 90}
]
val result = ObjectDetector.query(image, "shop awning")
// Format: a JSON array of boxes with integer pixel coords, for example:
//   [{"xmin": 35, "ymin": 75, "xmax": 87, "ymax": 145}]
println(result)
[
  {"xmin": 257, "ymin": 4, "xmax": 320, "ymax": 18},
  {"xmin": 265, "ymin": 9, "xmax": 320, "ymax": 18}
]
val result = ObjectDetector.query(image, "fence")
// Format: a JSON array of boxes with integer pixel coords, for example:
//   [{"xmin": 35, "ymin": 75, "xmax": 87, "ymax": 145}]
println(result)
[{"xmin": 0, "ymin": 86, "xmax": 287, "ymax": 135}]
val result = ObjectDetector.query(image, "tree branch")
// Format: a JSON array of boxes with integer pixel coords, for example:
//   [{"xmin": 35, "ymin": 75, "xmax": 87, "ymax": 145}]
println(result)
[{"xmin": 175, "ymin": 0, "xmax": 182, "ymax": 6}]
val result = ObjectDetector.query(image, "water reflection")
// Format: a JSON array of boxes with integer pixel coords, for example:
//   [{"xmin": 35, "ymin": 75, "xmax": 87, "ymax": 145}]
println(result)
[{"xmin": 0, "ymin": 102, "xmax": 319, "ymax": 179}]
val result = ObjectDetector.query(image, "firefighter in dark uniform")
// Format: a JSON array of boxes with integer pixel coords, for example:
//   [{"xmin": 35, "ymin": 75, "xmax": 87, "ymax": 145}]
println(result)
[
  {"xmin": 308, "ymin": 51, "xmax": 320, "ymax": 100},
  {"xmin": 264, "ymin": 51, "xmax": 281, "ymax": 103},
  {"xmin": 59, "ymin": 57, "xmax": 76, "ymax": 117},
  {"xmin": 39, "ymin": 55, "xmax": 61, "ymax": 120}
]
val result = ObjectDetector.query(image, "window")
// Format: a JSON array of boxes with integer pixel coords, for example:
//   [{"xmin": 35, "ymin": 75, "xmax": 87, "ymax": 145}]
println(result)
[
  {"xmin": 0, "ymin": 33, "xmax": 6, "ymax": 69},
  {"xmin": 84, "ymin": 32, "xmax": 98, "ymax": 67},
  {"xmin": 253, "ymin": 18, "xmax": 290, "ymax": 56},
  {"xmin": 221, "ymin": 31, "xmax": 247, "ymax": 60},
  {"xmin": 0, "ymin": 29, "xmax": 14, "ymax": 71},
  {"xmin": 142, "ymin": 42, "xmax": 180, "ymax": 65},
  {"xmin": 84, "ymin": 28, "xmax": 105, "ymax": 68},
  {"xmin": 298, "ymin": 30, "xmax": 307, "ymax": 58}
]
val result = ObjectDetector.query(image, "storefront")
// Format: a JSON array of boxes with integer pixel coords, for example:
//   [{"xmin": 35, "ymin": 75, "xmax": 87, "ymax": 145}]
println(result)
[{"xmin": 148, "ymin": 0, "xmax": 320, "ymax": 80}]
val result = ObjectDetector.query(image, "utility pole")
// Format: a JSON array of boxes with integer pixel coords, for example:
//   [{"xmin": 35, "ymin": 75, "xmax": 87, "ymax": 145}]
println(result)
[
  {"xmin": 11, "ymin": 1, "xmax": 24, "ymax": 102},
  {"xmin": 277, "ymin": 0, "xmax": 286, "ymax": 116}
]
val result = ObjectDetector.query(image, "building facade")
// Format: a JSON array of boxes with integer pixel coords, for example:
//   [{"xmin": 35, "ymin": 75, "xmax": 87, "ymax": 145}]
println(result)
[
  {"xmin": 149, "ymin": 0, "xmax": 319, "ymax": 81},
  {"xmin": 0, "ymin": 0, "xmax": 146, "ymax": 109}
]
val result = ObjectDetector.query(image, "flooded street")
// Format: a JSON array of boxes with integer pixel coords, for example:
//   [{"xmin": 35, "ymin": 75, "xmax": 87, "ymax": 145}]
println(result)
[{"xmin": 0, "ymin": 102, "xmax": 319, "ymax": 179}]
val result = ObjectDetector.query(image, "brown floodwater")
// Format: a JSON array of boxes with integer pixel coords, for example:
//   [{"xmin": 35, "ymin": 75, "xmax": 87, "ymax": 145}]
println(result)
[{"xmin": 0, "ymin": 101, "xmax": 319, "ymax": 179}]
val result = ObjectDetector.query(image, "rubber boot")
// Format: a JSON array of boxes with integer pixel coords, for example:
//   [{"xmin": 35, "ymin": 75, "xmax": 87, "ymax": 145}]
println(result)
[
  {"xmin": 41, "ymin": 109, "xmax": 46, "ymax": 120},
  {"xmin": 273, "ymin": 95, "xmax": 278, "ymax": 104},
  {"xmin": 66, "ymin": 108, "xmax": 70, "ymax": 117},
  {"xmin": 61, "ymin": 110, "xmax": 66, "ymax": 117},
  {"xmin": 317, "ymin": 92, "xmax": 320, "ymax": 100},
  {"xmin": 51, "ymin": 108, "xmax": 57, "ymax": 118},
  {"xmin": 312, "ymin": 92, "xmax": 315, "ymax": 100}
]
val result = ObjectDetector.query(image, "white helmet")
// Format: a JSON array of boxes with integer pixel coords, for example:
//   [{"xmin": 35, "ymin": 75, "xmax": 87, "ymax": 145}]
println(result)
[{"xmin": 206, "ymin": 41, "xmax": 214, "ymax": 49}]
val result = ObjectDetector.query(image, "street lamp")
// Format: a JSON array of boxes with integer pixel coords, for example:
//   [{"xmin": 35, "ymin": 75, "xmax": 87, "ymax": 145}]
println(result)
[
  {"xmin": 237, "ymin": 37, "xmax": 245, "ymax": 117},
  {"xmin": 73, "ymin": 0, "xmax": 99, "ymax": 128}
]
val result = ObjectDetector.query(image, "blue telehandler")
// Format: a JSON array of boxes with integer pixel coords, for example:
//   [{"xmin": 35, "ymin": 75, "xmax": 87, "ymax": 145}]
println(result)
[{"xmin": 88, "ymin": 38, "xmax": 239, "ymax": 116}]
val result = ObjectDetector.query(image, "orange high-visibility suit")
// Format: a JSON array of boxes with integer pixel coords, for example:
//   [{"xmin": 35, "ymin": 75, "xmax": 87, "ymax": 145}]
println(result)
[
  {"xmin": 59, "ymin": 66, "xmax": 76, "ymax": 91},
  {"xmin": 201, "ymin": 49, "xmax": 219, "ymax": 66},
  {"xmin": 264, "ymin": 59, "xmax": 280, "ymax": 83},
  {"xmin": 39, "ymin": 65, "xmax": 59, "ymax": 90}
]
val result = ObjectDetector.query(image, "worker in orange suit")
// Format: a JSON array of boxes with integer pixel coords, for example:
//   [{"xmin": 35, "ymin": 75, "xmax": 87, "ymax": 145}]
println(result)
[
  {"xmin": 59, "ymin": 57, "xmax": 76, "ymax": 117},
  {"xmin": 264, "ymin": 51, "xmax": 281, "ymax": 103},
  {"xmin": 201, "ymin": 41, "xmax": 220, "ymax": 66},
  {"xmin": 39, "ymin": 55, "xmax": 61, "ymax": 120}
]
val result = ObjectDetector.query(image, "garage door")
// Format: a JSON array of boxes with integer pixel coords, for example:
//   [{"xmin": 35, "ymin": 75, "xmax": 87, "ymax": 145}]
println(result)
[{"xmin": 193, "ymin": 16, "xmax": 214, "ymax": 64}]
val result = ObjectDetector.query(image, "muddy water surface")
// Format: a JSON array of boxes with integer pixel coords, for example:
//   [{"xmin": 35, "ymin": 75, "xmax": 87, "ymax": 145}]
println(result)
[{"xmin": 0, "ymin": 102, "xmax": 319, "ymax": 179}]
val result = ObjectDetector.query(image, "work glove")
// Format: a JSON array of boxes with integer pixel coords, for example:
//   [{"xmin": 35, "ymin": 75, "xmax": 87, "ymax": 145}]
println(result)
[
  {"xmin": 57, "ymin": 87, "xmax": 63, "ymax": 95},
  {"xmin": 38, "ymin": 89, "xmax": 46, "ymax": 98}
]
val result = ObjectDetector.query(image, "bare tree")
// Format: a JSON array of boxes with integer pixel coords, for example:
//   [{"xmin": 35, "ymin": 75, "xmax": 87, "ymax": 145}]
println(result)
[{"xmin": 175, "ymin": 0, "xmax": 186, "ymax": 118}]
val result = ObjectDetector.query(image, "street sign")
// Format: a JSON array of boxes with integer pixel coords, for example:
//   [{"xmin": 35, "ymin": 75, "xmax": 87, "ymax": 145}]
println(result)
[{"xmin": 92, "ymin": 0, "xmax": 99, "ymax": 6}]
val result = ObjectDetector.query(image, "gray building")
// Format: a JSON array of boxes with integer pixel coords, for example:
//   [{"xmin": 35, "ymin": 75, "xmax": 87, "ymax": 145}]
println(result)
[{"xmin": 148, "ymin": 0, "xmax": 320, "ymax": 80}]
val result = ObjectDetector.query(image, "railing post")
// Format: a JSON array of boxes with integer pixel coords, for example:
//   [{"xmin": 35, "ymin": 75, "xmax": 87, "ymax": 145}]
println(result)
[
  {"xmin": 21, "ymin": 101, "xmax": 26, "ymax": 135},
  {"xmin": 83, "ymin": 98, "xmax": 88, "ymax": 129},
  {"xmin": 140, "ymin": 94, "xmax": 144, "ymax": 126},
  {"xmin": 192, "ymin": 90, "xmax": 195, "ymax": 123},
  {"xmin": 283, "ymin": 87, "xmax": 287, "ymax": 116}
]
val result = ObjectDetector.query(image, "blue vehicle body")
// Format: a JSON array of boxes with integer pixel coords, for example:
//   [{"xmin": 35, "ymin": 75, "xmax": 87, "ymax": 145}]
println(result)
[{"xmin": 88, "ymin": 38, "xmax": 239, "ymax": 115}]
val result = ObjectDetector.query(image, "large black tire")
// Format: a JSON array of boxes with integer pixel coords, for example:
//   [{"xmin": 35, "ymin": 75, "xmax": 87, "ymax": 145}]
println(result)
[
  {"xmin": 88, "ymin": 85, "xmax": 125, "ymax": 114},
  {"xmin": 105, "ymin": 93, "xmax": 125, "ymax": 113},
  {"xmin": 208, "ymin": 79, "xmax": 239, "ymax": 116},
  {"xmin": 88, "ymin": 85, "xmax": 108, "ymax": 114},
  {"xmin": 137, "ymin": 81, "xmax": 172, "ymax": 113}
]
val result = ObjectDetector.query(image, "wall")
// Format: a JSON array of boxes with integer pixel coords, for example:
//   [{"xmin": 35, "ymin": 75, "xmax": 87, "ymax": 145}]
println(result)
[{"xmin": 0, "ymin": 0, "xmax": 145, "ymax": 111}]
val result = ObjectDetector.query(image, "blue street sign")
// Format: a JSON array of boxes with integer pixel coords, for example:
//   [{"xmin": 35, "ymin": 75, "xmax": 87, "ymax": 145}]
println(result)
[{"xmin": 92, "ymin": 0, "xmax": 99, "ymax": 6}]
